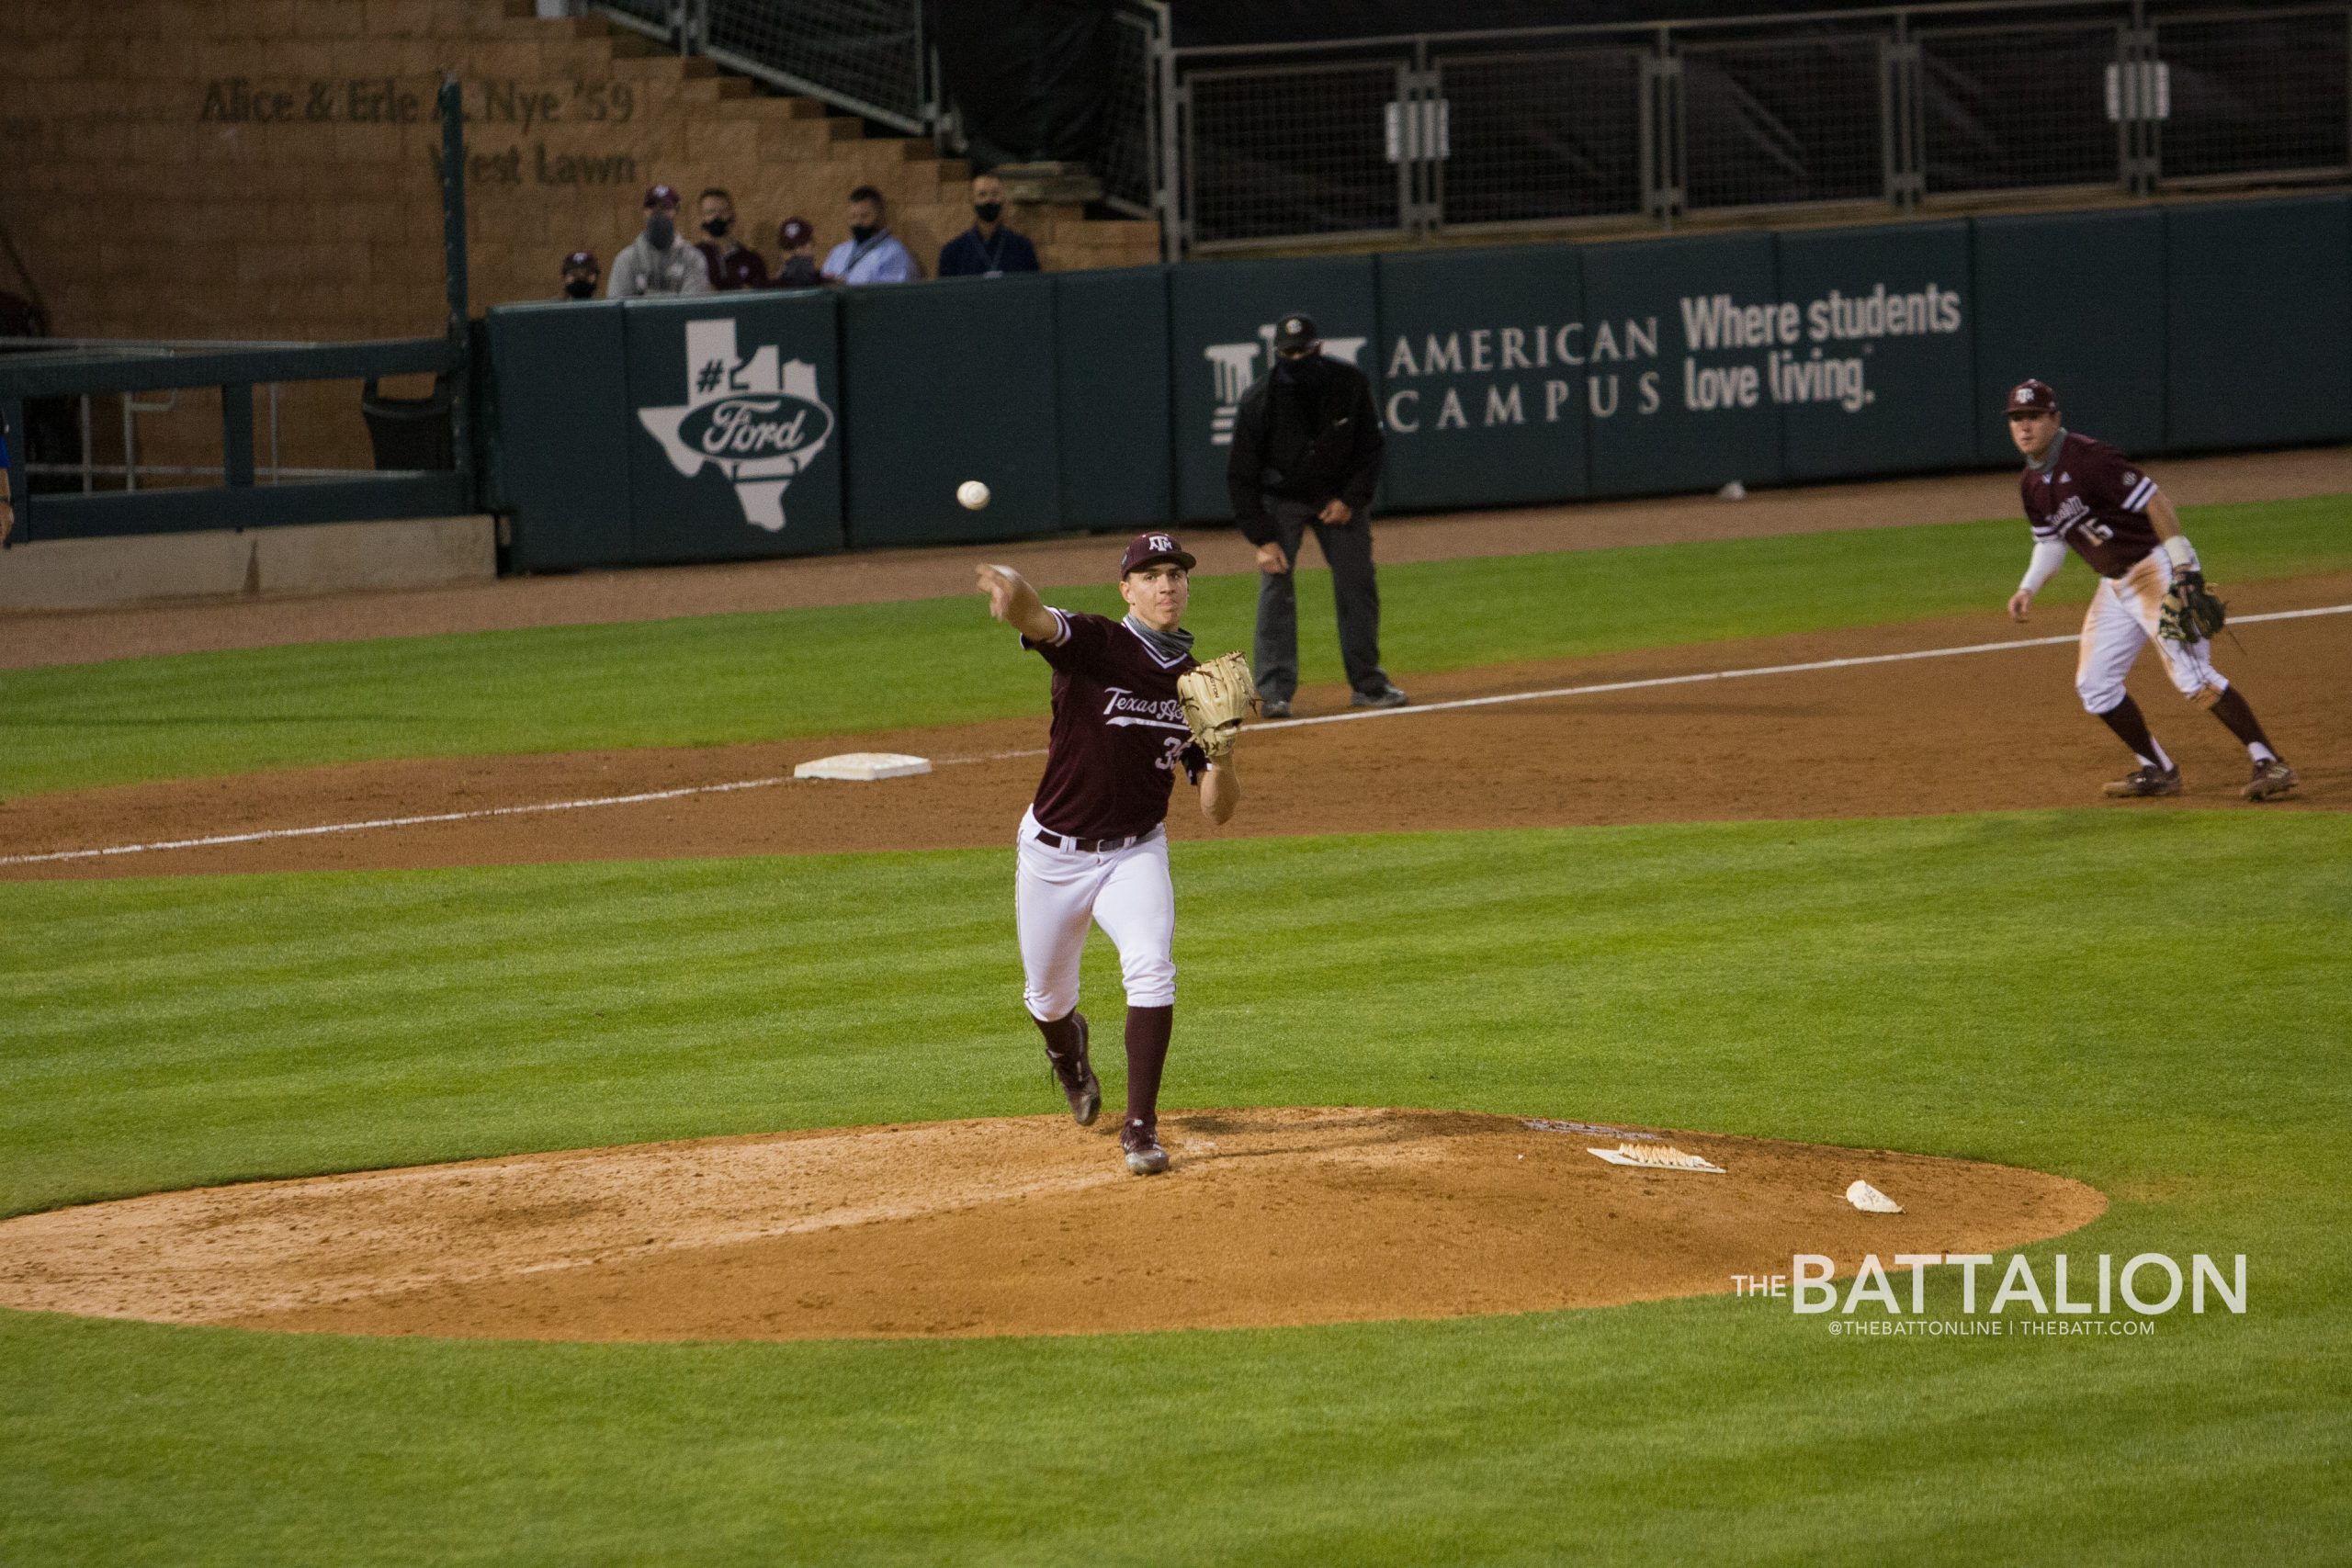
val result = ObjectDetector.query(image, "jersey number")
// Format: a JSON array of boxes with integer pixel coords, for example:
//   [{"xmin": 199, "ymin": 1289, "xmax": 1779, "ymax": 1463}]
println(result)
[{"xmin": 1156, "ymin": 735, "xmax": 1187, "ymax": 774}]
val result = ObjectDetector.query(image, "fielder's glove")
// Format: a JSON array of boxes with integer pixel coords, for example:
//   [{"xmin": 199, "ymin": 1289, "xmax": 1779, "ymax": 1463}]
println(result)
[
  {"xmin": 2158, "ymin": 570, "xmax": 2228, "ymax": 644},
  {"xmin": 1176, "ymin": 651, "xmax": 1259, "ymax": 761}
]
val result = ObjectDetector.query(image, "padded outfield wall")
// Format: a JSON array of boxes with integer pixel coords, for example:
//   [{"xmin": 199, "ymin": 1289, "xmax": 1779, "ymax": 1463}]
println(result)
[{"xmin": 482, "ymin": 195, "xmax": 2352, "ymax": 570}]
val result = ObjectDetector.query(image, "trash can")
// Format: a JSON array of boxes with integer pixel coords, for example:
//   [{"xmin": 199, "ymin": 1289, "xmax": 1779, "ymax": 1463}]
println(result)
[{"xmin": 360, "ymin": 375, "xmax": 455, "ymax": 470}]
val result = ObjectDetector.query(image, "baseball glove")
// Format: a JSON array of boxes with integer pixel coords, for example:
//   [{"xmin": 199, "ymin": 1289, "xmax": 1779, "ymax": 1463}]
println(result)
[
  {"xmin": 1176, "ymin": 651, "xmax": 1259, "ymax": 760},
  {"xmin": 2158, "ymin": 570, "xmax": 2228, "ymax": 644}
]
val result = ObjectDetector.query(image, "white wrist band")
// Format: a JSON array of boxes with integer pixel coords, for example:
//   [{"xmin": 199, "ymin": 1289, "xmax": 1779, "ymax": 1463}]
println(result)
[{"xmin": 2163, "ymin": 536, "xmax": 2196, "ymax": 570}]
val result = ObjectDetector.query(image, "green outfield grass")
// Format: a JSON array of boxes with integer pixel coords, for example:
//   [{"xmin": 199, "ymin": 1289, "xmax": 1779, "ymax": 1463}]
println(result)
[
  {"xmin": 5, "ymin": 811, "xmax": 2347, "ymax": 1564},
  {"xmin": 5, "ymin": 495, "xmax": 2347, "ymax": 798}
]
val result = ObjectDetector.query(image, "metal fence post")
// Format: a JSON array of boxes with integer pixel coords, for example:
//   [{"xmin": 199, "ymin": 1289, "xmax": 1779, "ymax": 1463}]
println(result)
[
  {"xmin": 438, "ymin": 72, "xmax": 473, "ymax": 491},
  {"xmin": 1641, "ymin": 31, "xmax": 1684, "ymax": 228},
  {"xmin": 1881, "ymin": 18, "xmax": 1923, "ymax": 208},
  {"xmin": 1170, "ymin": 76, "xmax": 1193, "ymax": 260},
  {"xmin": 1153, "ymin": 10, "xmax": 1181, "ymax": 261}
]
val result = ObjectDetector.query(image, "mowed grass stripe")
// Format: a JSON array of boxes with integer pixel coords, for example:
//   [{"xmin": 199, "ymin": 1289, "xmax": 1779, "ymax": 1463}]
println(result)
[
  {"xmin": 1, "ymin": 812, "xmax": 2347, "ymax": 1563},
  {"xmin": 5, "ymin": 496, "xmax": 2348, "ymax": 797}
]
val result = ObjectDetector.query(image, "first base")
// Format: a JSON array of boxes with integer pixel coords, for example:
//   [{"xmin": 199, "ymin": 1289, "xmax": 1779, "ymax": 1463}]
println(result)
[{"xmin": 792, "ymin": 751, "xmax": 933, "ymax": 782}]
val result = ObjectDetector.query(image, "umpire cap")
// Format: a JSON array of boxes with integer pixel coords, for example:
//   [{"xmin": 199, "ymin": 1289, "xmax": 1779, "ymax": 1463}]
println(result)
[
  {"xmin": 1272, "ymin": 312, "xmax": 1317, "ymax": 352},
  {"xmin": 1120, "ymin": 531, "xmax": 1196, "ymax": 575}
]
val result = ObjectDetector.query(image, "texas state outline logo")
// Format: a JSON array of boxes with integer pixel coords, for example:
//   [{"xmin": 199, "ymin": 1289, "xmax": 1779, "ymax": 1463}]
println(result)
[{"xmin": 638, "ymin": 317, "xmax": 834, "ymax": 532}]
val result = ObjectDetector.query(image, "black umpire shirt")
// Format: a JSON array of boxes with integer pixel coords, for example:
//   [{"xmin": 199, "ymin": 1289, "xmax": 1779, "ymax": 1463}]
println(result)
[{"xmin": 1225, "ymin": 352, "xmax": 1384, "ymax": 547}]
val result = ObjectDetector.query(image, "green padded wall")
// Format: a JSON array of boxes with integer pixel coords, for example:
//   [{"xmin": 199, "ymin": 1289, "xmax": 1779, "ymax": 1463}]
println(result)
[
  {"xmin": 1375, "ymin": 244, "xmax": 1589, "ymax": 510},
  {"xmin": 1971, "ymin": 209, "xmax": 2167, "ymax": 464},
  {"xmin": 621, "ymin": 291, "xmax": 844, "ymax": 563},
  {"xmin": 1055, "ymin": 268, "xmax": 1174, "ymax": 533},
  {"xmin": 2165, "ymin": 197, "xmax": 2352, "ymax": 450},
  {"xmin": 841, "ymin": 275, "xmax": 1061, "ymax": 547},
  {"xmin": 485, "ymin": 300, "xmax": 633, "ymax": 572},
  {"xmin": 1774, "ymin": 221, "xmax": 1975, "ymax": 479},
  {"xmin": 1580, "ymin": 232, "xmax": 1782, "ymax": 497}
]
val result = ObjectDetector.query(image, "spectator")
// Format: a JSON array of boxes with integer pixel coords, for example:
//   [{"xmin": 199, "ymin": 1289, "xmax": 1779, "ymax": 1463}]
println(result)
[
  {"xmin": 693, "ymin": 187, "xmax": 769, "ymax": 291},
  {"xmin": 558, "ymin": 249, "xmax": 600, "ymax": 299},
  {"xmin": 938, "ymin": 172, "xmax": 1041, "ymax": 278},
  {"xmin": 821, "ymin": 186, "xmax": 918, "ymax": 285},
  {"xmin": 774, "ymin": 218, "xmax": 822, "ymax": 289},
  {"xmin": 607, "ymin": 184, "xmax": 713, "ymax": 298}
]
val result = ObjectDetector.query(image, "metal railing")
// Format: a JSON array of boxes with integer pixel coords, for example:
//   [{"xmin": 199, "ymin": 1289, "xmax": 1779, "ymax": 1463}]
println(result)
[
  {"xmin": 583, "ymin": 0, "xmax": 2347, "ymax": 256},
  {"xmin": 0, "ymin": 339, "xmax": 468, "ymax": 541},
  {"xmin": 594, "ymin": 0, "xmax": 1169, "ymax": 200},
  {"xmin": 1163, "ymin": 0, "xmax": 2352, "ymax": 252}
]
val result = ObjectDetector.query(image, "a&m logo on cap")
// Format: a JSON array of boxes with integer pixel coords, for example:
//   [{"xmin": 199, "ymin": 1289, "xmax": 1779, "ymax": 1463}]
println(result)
[
  {"xmin": 1148, "ymin": 534, "xmax": 1176, "ymax": 554},
  {"xmin": 2015, "ymin": 387, "xmax": 2034, "ymax": 405}
]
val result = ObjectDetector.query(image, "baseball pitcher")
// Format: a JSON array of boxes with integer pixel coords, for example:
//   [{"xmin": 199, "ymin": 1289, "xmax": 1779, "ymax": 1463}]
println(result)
[{"xmin": 977, "ymin": 532, "xmax": 1251, "ymax": 1176}]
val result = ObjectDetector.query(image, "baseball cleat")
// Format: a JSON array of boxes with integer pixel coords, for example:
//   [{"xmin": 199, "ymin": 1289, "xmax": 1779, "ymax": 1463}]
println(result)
[
  {"xmin": 1046, "ymin": 1011, "xmax": 1100, "ymax": 1126},
  {"xmin": 1259, "ymin": 697, "xmax": 1292, "ymax": 719},
  {"xmin": 2103, "ymin": 762, "xmax": 2182, "ymax": 798},
  {"xmin": 1351, "ymin": 684, "xmax": 1409, "ymax": 710},
  {"xmin": 2243, "ymin": 758, "xmax": 2298, "ymax": 801},
  {"xmin": 1121, "ymin": 1118, "xmax": 1170, "ymax": 1176}
]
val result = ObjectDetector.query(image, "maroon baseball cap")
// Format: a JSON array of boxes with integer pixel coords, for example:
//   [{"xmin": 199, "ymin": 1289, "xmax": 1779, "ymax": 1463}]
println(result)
[
  {"xmin": 560, "ymin": 249, "xmax": 596, "ymax": 271},
  {"xmin": 777, "ymin": 216, "xmax": 814, "ymax": 249},
  {"xmin": 1119, "ymin": 530, "xmax": 1195, "ymax": 575},
  {"xmin": 643, "ymin": 183, "xmax": 683, "ymax": 211},
  {"xmin": 2006, "ymin": 378, "xmax": 2059, "ymax": 414}
]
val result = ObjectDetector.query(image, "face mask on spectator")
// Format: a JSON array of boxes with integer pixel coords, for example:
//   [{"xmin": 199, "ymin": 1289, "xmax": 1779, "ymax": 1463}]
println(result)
[
  {"xmin": 703, "ymin": 216, "xmax": 730, "ymax": 239},
  {"xmin": 647, "ymin": 213, "xmax": 675, "ymax": 249},
  {"xmin": 974, "ymin": 202, "xmax": 1001, "ymax": 224},
  {"xmin": 564, "ymin": 276, "xmax": 597, "ymax": 299},
  {"xmin": 849, "ymin": 223, "xmax": 876, "ymax": 244}
]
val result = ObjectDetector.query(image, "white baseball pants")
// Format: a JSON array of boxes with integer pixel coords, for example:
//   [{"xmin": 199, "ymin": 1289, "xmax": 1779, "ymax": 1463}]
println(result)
[
  {"xmin": 2076, "ymin": 552, "xmax": 2228, "ymax": 715},
  {"xmin": 1014, "ymin": 808, "xmax": 1177, "ymax": 1022}
]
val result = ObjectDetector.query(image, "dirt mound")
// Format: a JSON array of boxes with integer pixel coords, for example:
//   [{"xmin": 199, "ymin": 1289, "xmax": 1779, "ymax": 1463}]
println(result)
[{"xmin": 0, "ymin": 1108, "xmax": 2105, "ymax": 1340}]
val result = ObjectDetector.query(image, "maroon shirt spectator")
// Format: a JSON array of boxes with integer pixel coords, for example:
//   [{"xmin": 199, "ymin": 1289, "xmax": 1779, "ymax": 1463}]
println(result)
[
  {"xmin": 774, "ymin": 217, "xmax": 822, "ymax": 289},
  {"xmin": 693, "ymin": 187, "xmax": 769, "ymax": 291}
]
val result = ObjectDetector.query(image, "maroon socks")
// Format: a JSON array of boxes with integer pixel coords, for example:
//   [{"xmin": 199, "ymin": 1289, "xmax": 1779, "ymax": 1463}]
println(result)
[{"xmin": 1124, "ymin": 1005, "xmax": 1172, "ymax": 1126}]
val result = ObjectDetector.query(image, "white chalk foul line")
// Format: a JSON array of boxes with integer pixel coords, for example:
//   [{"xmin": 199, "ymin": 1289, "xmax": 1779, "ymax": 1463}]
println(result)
[
  {"xmin": 0, "ymin": 778, "xmax": 794, "ymax": 868},
  {"xmin": 6, "ymin": 603, "xmax": 2344, "ymax": 869},
  {"xmin": 1250, "ymin": 602, "xmax": 2352, "ymax": 731}
]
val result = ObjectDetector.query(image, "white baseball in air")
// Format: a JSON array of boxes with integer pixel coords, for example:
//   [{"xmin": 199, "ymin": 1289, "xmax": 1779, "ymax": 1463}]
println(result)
[{"xmin": 956, "ymin": 479, "xmax": 991, "ymax": 511}]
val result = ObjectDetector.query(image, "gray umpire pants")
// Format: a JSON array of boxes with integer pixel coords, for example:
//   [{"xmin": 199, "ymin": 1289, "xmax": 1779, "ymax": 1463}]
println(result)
[{"xmin": 1253, "ymin": 496, "xmax": 1390, "ymax": 703}]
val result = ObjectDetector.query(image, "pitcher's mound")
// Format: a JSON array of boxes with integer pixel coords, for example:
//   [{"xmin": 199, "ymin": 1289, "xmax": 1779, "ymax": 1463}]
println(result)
[{"xmin": 0, "ymin": 1107, "xmax": 2103, "ymax": 1340}]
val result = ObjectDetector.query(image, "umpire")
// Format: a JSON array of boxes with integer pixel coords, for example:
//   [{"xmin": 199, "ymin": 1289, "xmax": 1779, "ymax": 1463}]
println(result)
[{"xmin": 1227, "ymin": 312, "xmax": 1407, "ymax": 716}]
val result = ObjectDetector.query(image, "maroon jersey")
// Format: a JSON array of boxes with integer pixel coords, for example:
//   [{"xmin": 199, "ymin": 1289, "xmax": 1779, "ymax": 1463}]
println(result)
[
  {"xmin": 694, "ymin": 240, "xmax": 770, "ymax": 291},
  {"xmin": 2020, "ymin": 431, "xmax": 2162, "ymax": 579},
  {"xmin": 1023, "ymin": 609, "xmax": 1207, "ymax": 840}
]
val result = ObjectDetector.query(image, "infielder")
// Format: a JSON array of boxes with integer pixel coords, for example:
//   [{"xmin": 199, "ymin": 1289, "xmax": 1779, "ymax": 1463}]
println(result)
[
  {"xmin": 2003, "ymin": 378, "xmax": 2296, "ymax": 800},
  {"xmin": 977, "ymin": 533, "xmax": 1246, "ymax": 1176}
]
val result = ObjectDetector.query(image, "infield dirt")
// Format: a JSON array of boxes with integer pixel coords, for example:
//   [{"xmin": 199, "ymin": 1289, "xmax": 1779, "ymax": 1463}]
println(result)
[
  {"xmin": 5, "ymin": 572, "xmax": 2345, "ymax": 878},
  {"xmin": 0, "ymin": 1108, "xmax": 2106, "ymax": 1340}
]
